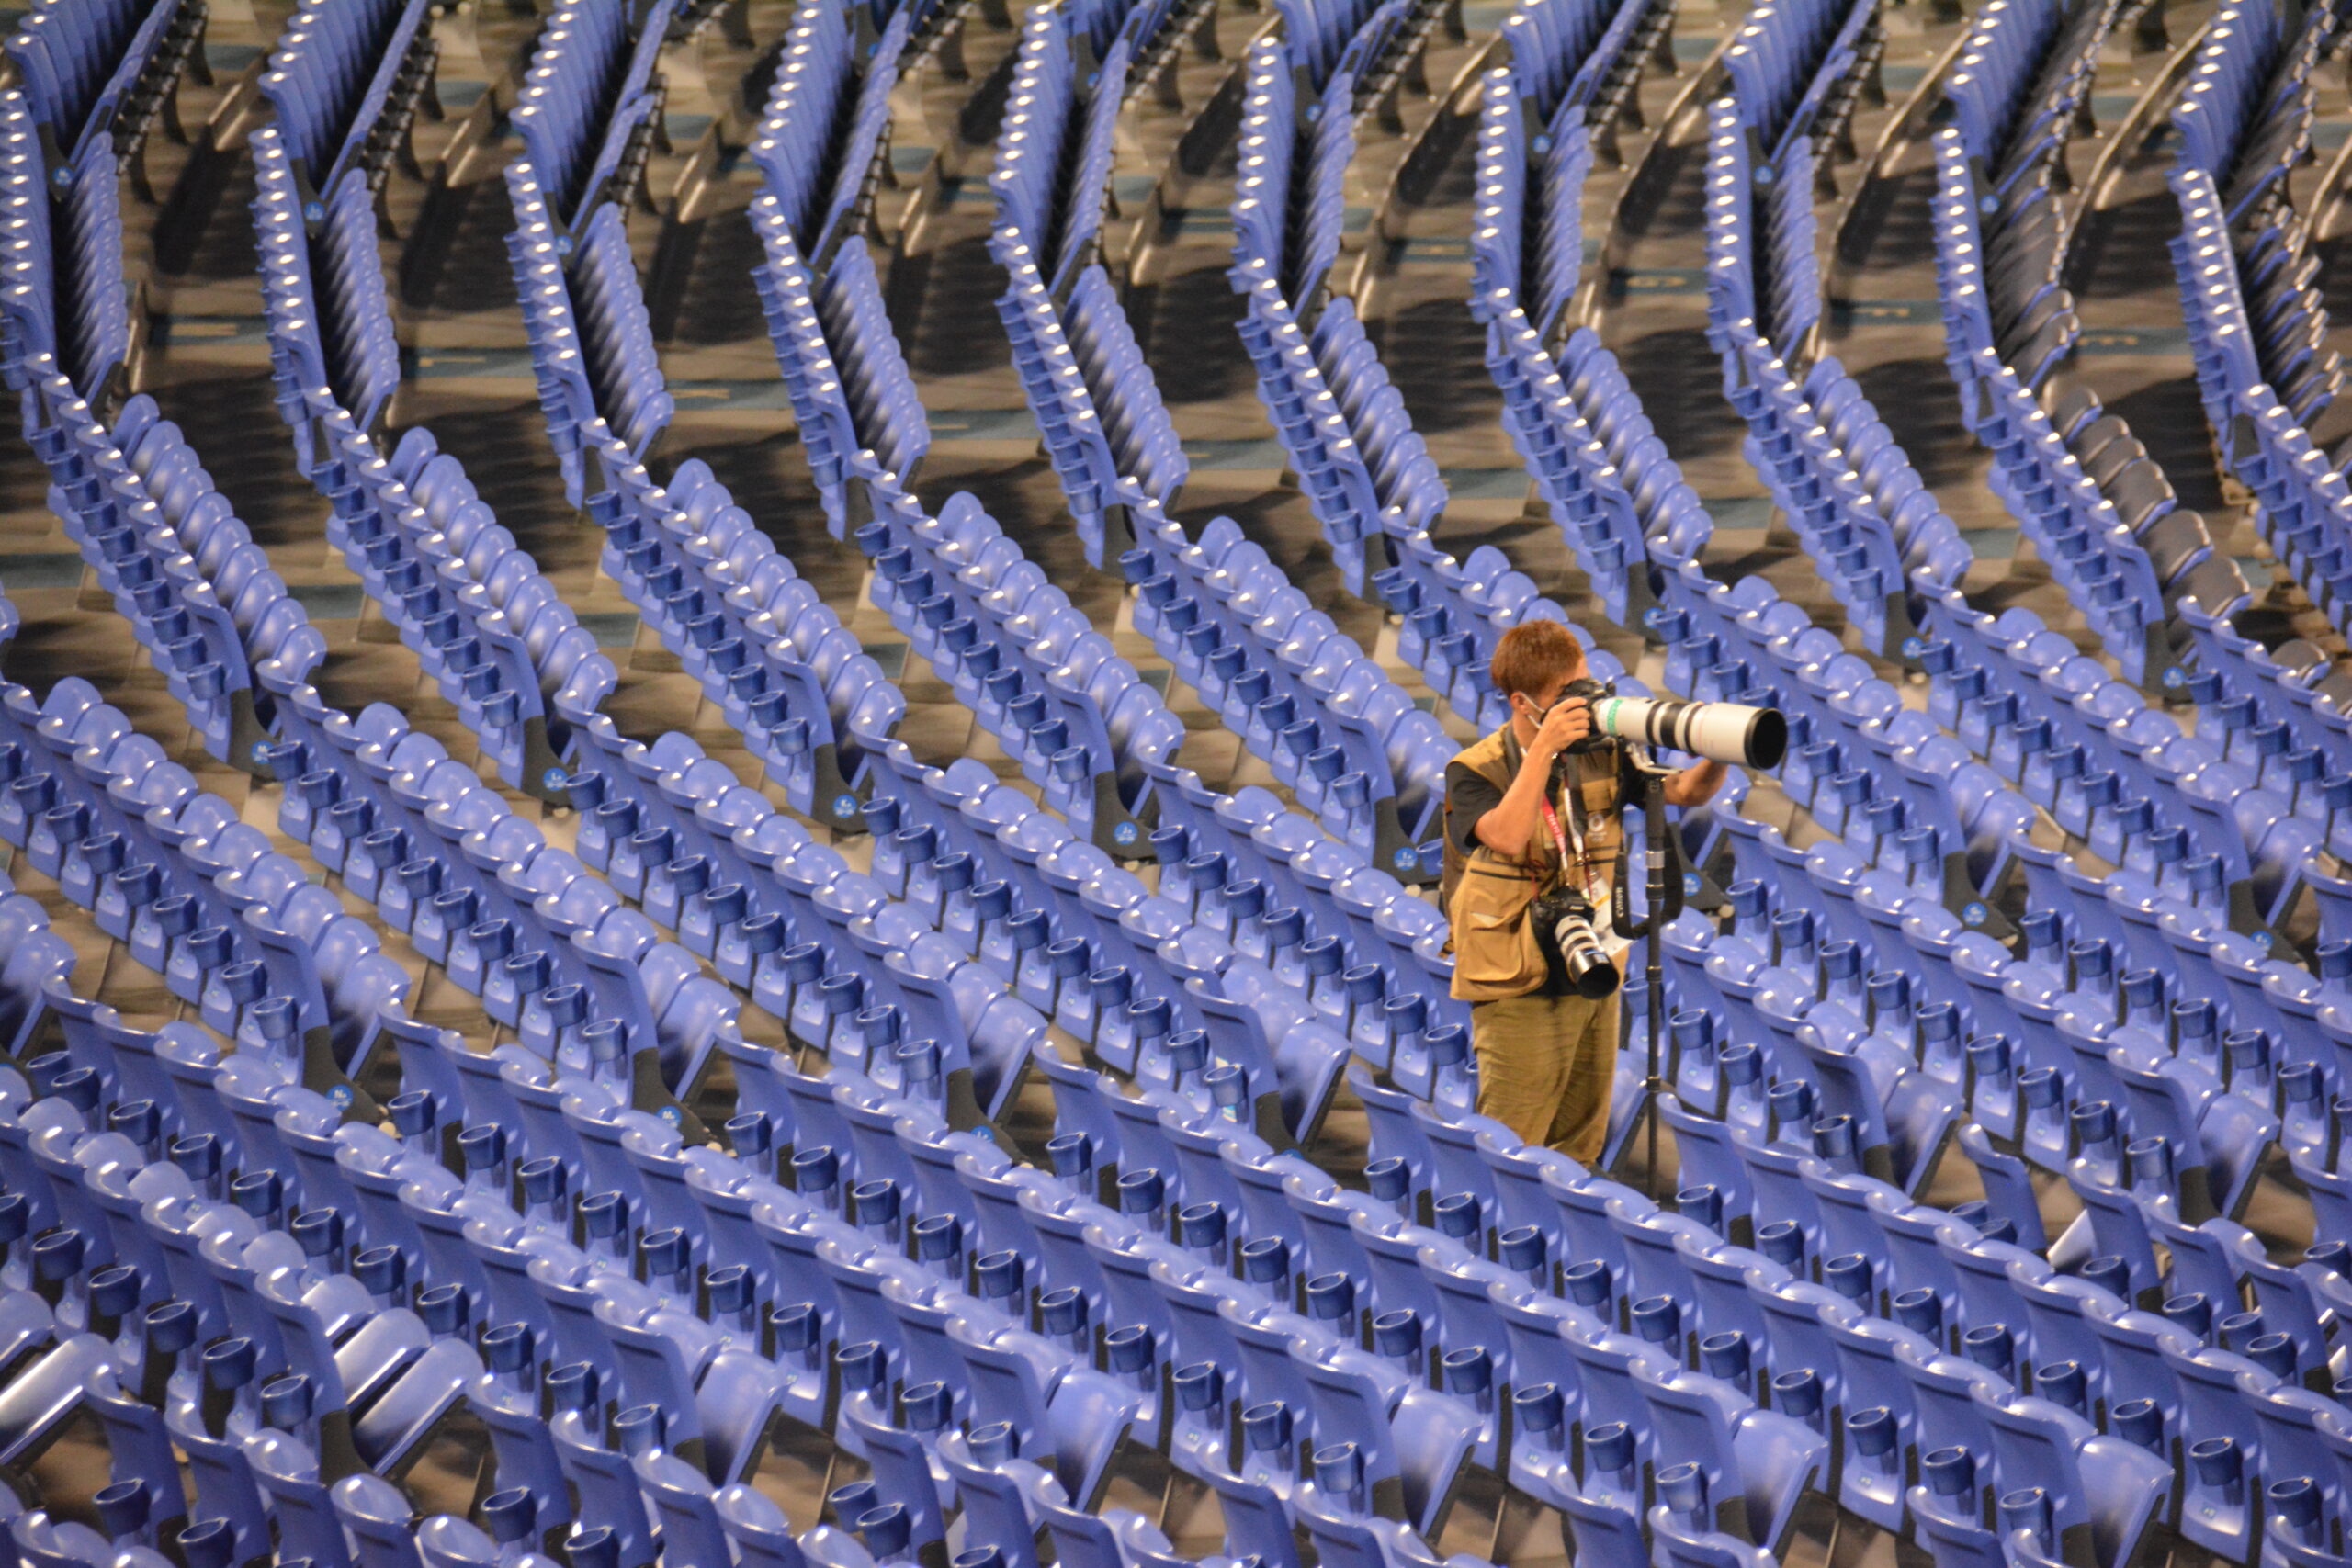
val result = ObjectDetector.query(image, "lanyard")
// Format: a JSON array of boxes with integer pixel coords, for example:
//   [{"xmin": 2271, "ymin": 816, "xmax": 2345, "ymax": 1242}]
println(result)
[{"xmin": 1538, "ymin": 775, "xmax": 1605, "ymax": 907}]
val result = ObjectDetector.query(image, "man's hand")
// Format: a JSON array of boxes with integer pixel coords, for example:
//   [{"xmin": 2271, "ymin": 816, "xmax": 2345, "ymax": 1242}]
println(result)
[{"xmin": 1531, "ymin": 696, "xmax": 1591, "ymax": 761}]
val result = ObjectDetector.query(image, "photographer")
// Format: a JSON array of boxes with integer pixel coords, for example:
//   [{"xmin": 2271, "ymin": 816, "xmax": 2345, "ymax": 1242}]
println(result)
[{"xmin": 1442, "ymin": 622, "xmax": 1727, "ymax": 1160}]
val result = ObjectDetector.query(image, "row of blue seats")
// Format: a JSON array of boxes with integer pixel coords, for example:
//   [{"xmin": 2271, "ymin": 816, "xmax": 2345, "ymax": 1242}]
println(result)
[
  {"xmin": 1233, "ymin": 28, "xmax": 1362, "ymax": 308},
  {"xmin": 2160, "ymin": 0, "xmax": 2352, "ymax": 733},
  {"xmin": 1719, "ymin": 0, "xmax": 1871, "ymax": 153},
  {"xmin": 1940, "ymin": 0, "xmax": 2109, "ymax": 197},
  {"xmin": 1468, "ymin": 0, "xmax": 1713, "ymax": 632},
  {"xmin": 981, "ymin": 0, "xmax": 1200, "ymax": 541},
  {"xmin": 981, "ymin": 14, "xmax": 1198, "ymax": 566},
  {"xmin": 10, "ymin": 372, "xmax": 285, "ymax": 771},
  {"xmin": 2170, "ymin": 0, "xmax": 2349, "ymax": 456},
  {"xmin": 1228, "ymin": 41, "xmax": 1374, "ymax": 563},
  {"xmin": 1473, "ymin": 0, "xmax": 1677, "ymax": 331},
  {"xmin": 513, "ymin": 0, "xmax": 675, "ymax": 232},
  {"xmin": 3, "ymin": 0, "xmax": 200, "ymax": 164},
  {"xmin": 749, "ymin": 0, "xmax": 865, "ymax": 243},
  {"xmin": 254, "ymin": 125, "xmax": 404, "ymax": 450},
  {"xmin": 2213, "ymin": 56, "xmax": 2344, "ymax": 436},
  {"xmin": 1273, "ymin": 0, "xmax": 1402, "ymax": 91},
  {"xmin": 1928, "ymin": 146, "xmax": 2230, "ymax": 688},
  {"xmin": 752, "ymin": 181, "xmax": 932, "ymax": 538},
  {"xmin": 1708, "ymin": 174, "xmax": 2017, "ymax": 682},
  {"xmin": 1062, "ymin": 264, "xmax": 1188, "ymax": 504},
  {"xmin": 1939, "ymin": 0, "xmax": 2115, "ymax": 400},
  {"xmin": 1704, "ymin": 231, "xmax": 1947, "ymax": 655},
  {"xmin": 1924, "ymin": 572, "xmax": 2352, "ymax": 950},
  {"xmin": 1711, "ymin": 0, "xmax": 1874, "ymax": 346},
  {"xmin": 507, "ymin": 159, "xmax": 674, "ymax": 498},
  {"xmin": 266, "ymin": 154, "xmax": 619, "ymax": 799},
  {"xmin": 0, "ymin": 84, "xmax": 132, "ymax": 408},
  {"xmin": 989, "ymin": 204, "xmax": 1188, "ymax": 554},
  {"xmin": 255, "ymin": 0, "xmax": 433, "ymax": 199},
  {"xmin": 2173, "ymin": 0, "xmax": 2344, "ymax": 229},
  {"xmin": 599, "ymin": 423, "xmax": 910, "ymax": 832},
  {"xmin": 1227, "ymin": 238, "xmax": 1438, "ymax": 595},
  {"xmin": 1702, "ymin": 92, "xmax": 1821, "ymax": 357},
  {"xmin": 989, "ymin": 6, "xmax": 1129, "ymax": 295},
  {"xmin": 238, "ymin": 0, "xmax": 427, "ymax": 460},
  {"xmin": 1225, "ymin": 0, "xmax": 1528, "ymax": 665},
  {"xmin": 2218, "ymin": 200, "xmax": 2343, "ymax": 433},
  {"xmin": 750, "ymin": 0, "xmax": 910, "ymax": 261},
  {"xmin": 1242, "ymin": 262, "xmax": 1536, "ymax": 695},
  {"xmin": 1469, "ymin": 89, "xmax": 1589, "ymax": 341},
  {"xmin": 1479, "ymin": 299, "xmax": 1700, "ymax": 630},
  {"xmin": 1225, "ymin": 15, "xmax": 1498, "ymax": 603},
  {"xmin": 1497, "ymin": 0, "xmax": 1634, "ymax": 117}
]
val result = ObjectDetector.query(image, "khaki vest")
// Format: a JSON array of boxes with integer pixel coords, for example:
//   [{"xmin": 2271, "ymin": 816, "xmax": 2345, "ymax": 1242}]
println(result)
[{"xmin": 1442, "ymin": 728, "xmax": 1623, "ymax": 1002}]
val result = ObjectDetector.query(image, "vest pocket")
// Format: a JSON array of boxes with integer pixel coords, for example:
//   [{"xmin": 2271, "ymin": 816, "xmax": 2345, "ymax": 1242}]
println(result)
[
  {"xmin": 1578, "ymin": 777, "xmax": 1621, "ymax": 848},
  {"xmin": 1449, "ymin": 861, "xmax": 1548, "ymax": 1000}
]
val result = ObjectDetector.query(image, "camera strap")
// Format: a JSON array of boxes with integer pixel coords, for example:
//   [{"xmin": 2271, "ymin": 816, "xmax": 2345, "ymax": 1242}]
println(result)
[{"xmin": 1538, "ymin": 787, "xmax": 1604, "ymax": 909}]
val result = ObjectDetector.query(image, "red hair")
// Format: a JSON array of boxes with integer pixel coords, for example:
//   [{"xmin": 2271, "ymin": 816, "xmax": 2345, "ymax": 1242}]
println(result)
[{"xmin": 1488, "ymin": 621, "xmax": 1586, "ymax": 700}]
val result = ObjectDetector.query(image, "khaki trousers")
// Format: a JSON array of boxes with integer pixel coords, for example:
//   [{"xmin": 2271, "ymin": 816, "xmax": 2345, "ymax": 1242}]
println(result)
[{"xmin": 1471, "ymin": 988, "xmax": 1622, "ymax": 1164}]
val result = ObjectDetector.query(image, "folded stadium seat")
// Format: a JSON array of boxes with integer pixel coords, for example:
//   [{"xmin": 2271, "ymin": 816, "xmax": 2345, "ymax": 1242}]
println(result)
[
  {"xmin": 1972, "ymin": 1386, "xmax": 2174, "ymax": 1568},
  {"xmin": 2073, "ymin": 1292, "xmax": 2199, "ymax": 1450},
  {"xmin": 2267, "ymin": 1492, "xmax": 2352, "ymax": 1568},
  {"xmin": 1906, "ymin": 1444, "xmax": 2013, "ymax": 1568},
  {"xmin": 13, "ymin": 1510, "xmax": 132, "ymax": 1568},
  {"xmin": 1564, "ymin": 1293, "xmax": 1685, "ymax": 1456},
  {"xmin": 1635, "ymin": 1353, "xmax": 1828, "ymax": 1548},
  {"xmin": 2163, "ymin": 1314, "xmax": 2299, "ymax": 1473},
  {"xmin": 921, "ymin": 1427, "xmax": 1050, "ymax": 1564}
]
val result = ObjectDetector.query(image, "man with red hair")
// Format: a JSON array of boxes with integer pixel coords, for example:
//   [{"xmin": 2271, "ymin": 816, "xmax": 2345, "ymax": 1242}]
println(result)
[{"xmin": 1440, "ymin": 621, "xmax": 1727, "ymax": 1160}]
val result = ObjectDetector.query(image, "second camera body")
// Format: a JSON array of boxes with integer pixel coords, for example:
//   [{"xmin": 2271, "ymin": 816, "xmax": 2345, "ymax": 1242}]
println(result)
[{"xmin": 1529, "ymin": 887, "xmax": 1620, "ymax": 998}]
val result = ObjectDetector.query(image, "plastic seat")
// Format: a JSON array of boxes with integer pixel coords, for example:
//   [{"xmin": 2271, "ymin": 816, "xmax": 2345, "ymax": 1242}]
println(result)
[{"xmin": 1971, "ymin": 1384, "xmax": 2174, "ymax": 1568}]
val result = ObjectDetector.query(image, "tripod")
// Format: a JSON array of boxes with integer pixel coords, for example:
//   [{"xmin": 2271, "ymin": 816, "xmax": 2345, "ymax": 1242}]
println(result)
[{"xmin": 1605, "ymin": 754, "xmax": 1685, "ymax": 1198}]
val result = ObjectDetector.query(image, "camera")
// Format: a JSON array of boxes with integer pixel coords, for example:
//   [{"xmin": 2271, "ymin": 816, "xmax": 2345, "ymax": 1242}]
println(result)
[
  {"xmin": 1558, "ymin": 678, "xmax": 1788, "ymax": 770},
  {"xmin": 1530, "ymin": 888, "xmax": 1622, "ymax": 998}
]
